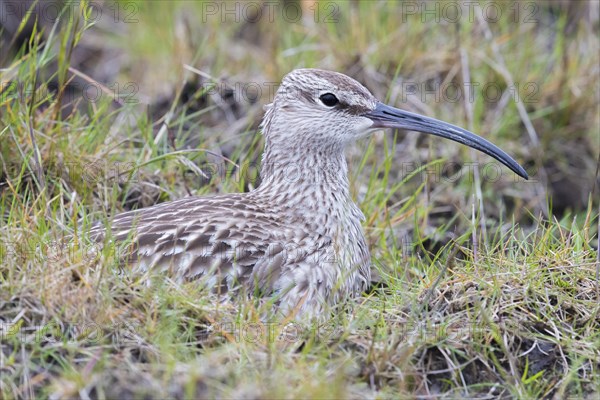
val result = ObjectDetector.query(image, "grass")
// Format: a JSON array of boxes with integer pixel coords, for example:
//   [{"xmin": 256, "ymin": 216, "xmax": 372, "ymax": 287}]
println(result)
[{"xmin": 1, "ymin": 0, "xmax": 599, "ymax": 398}]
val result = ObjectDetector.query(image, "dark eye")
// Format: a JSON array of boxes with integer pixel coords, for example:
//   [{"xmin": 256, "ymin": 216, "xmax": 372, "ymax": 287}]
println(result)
[{"xmin": 319, "ymin": 93, "xmax": 339, "ymax": 107}]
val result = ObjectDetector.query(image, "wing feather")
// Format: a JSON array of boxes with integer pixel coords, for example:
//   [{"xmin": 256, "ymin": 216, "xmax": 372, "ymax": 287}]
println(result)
[{"xmin": 90, "ymin": 194, "xmax": 332, "ymax": 301}]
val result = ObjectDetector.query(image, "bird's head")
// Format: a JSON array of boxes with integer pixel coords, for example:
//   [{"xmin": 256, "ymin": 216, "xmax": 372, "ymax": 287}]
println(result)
[{"xmin": 261, "ymin": 68, "xmax": 528, "ymax": 179}]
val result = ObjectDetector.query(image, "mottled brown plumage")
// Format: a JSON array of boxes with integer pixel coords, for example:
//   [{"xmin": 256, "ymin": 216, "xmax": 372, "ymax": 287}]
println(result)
[{"xmin": 91, "ymin": 69, "xmax": 527, "ymax": 319}]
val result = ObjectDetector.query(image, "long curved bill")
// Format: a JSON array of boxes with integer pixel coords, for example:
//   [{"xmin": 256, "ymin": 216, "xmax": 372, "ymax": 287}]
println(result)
[{"xmin": 364, "ymin": 102, "xmax": 528, "ymax": 179}]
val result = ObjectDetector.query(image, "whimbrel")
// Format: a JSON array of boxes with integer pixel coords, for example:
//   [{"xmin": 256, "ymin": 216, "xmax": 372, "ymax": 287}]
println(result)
[{"xmin": 92, "ymin": 69, "xmax": 528, "ymax": 318}]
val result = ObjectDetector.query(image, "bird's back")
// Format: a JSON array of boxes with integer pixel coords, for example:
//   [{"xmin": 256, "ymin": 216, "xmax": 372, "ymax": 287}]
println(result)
[{"xmin": 91, "ymin": 192, "xmax": 364, "ymax": 316}]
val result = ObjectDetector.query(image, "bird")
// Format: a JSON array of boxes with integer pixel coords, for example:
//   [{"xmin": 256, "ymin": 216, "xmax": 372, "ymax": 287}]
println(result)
[{"xmin": 90, "ymin": 68, "xmax": 528, "ymax": 319}]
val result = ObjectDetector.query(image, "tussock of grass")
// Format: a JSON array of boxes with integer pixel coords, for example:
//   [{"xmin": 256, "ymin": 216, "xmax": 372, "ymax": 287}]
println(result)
[{"xmin": 1, "ymin": 1, "xmax": 599, "ymax": 398}]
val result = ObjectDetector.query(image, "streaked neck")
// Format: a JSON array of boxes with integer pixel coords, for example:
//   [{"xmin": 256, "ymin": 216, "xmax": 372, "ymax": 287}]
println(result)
[{"xmin": 253, "ymin": 126, "xmax": 352, "ymax": 218}]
